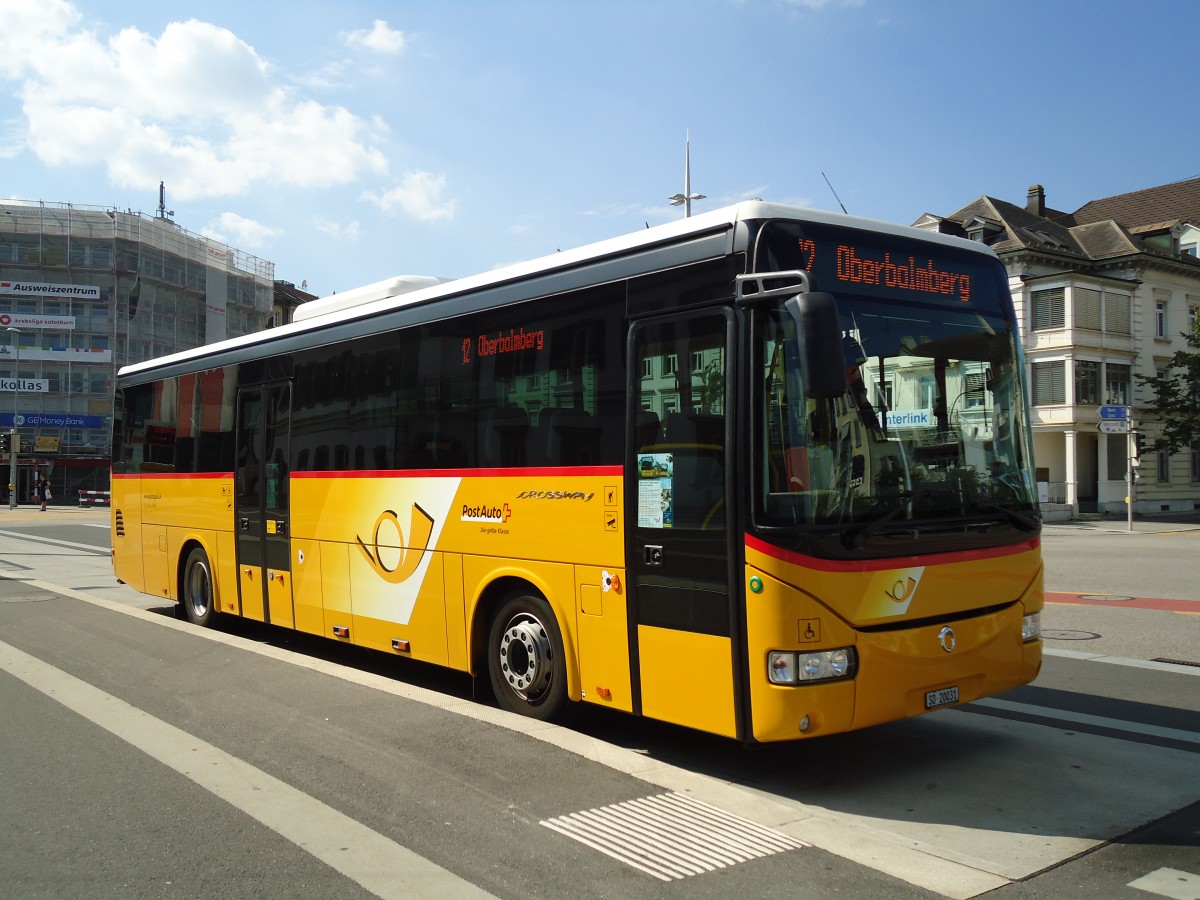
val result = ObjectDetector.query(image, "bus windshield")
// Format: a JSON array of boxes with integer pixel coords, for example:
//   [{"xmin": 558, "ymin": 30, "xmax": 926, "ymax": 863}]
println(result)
[{"xmin": 755, "ymin": 225, "xmax": 1038, "ymax": 541}]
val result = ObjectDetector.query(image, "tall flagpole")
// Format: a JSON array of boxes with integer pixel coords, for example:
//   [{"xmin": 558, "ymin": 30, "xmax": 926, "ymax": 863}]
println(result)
[
  {"xmin": 668, "ymin": 130, "xmax": 705, "ymax": 217},
  {"xmin": 684, "ymin": 130, "xmax": 694, "ymax": 217}
]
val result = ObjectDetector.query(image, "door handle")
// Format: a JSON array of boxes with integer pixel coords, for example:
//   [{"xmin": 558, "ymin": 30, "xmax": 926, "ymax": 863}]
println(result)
[
  {"xmin": 239, "ymin": 517, "xmax": 249, "ymax": 531},
  {"xmin": 644, "ymin": 544, "xmax": 663, "ymax": 566}
]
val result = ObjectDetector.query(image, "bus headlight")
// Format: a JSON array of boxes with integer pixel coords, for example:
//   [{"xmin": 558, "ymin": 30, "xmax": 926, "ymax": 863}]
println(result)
[
  {"xmin": 768, "ymin": 648, "xmax": 857, "ymax": 685},
  {"xmin": 1022, "ymin": 612, "xmax": 1041, "ymax": 642}
]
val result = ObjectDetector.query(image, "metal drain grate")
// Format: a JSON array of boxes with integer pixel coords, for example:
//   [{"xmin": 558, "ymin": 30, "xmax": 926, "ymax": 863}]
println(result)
[{"xmin": 541, "ymin": 792, "xmax": 806, "ymax": 881}]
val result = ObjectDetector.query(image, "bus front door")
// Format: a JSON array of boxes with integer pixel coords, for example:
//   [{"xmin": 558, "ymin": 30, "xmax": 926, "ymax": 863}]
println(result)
[
  {"xmin": 628, "ymin": 312, "xmax": 740, "ymax": 739},
  {"xmin": 234, "ymin": 382, "xmax": 294, "ymax": 627}
]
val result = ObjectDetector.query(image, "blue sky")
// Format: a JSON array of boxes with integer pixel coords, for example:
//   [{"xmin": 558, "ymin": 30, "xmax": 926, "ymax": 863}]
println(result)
[{"xmin": 2, "ymin": 0, "xmax": 1198, "ymax": 298}]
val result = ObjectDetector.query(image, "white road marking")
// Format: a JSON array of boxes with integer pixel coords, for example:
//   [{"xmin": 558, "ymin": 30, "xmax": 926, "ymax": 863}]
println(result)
[
  {"xmin": 542, "ymin": 792, "xmax": 807, "ymax": 881},
  {"xmin": 0, "ymin": 638, "xmax": 497, "ymax": 900},
  {"xmin": 973, "ymin": 697, "xmax": 1200, "ymax": 745},
  {"xmin": 0, "ymin": 528, "xmax": 110, "ymax": 555},
  {"xmin": 1128, "ymin": 867, "xmax": 1200, "ymax": 900},
  {"xmin": 1045, "ymin": 647, "xmax": 1200, "ymax": 676}
]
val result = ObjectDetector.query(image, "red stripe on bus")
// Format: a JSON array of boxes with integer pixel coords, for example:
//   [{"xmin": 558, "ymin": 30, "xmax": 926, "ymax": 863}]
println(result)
[
  {"xmin": 290, "ymin": 466, "xmax": 622, "ymax": 479},
  {"xmin": 110, "ymin": 466, "xmax": 621, "ymax": 480},
  {"xmin": 111, "ymin": 472, "xmax": 231, "ymax": 479},
  {"xmin": 745, "ymin": 533, "xmax": 1039, "ymax": 572}
]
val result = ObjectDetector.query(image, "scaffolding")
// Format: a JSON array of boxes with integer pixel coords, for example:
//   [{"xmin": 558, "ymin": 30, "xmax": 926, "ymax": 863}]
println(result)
[{"xmin": 0, "ymin": 198, "xmax": 276, "ymax": 498}]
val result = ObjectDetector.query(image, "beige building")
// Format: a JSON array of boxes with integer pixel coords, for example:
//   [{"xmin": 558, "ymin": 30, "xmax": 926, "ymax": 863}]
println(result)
[{"xmin": 916, "ymin": 178, "xmax": 1200, "ymax": 519}]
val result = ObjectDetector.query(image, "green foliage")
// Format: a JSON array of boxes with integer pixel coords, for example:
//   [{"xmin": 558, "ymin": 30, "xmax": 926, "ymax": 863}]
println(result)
[
  {"xmin": 695, "ymin": 357, "xmax": 725, "ymax": 414},
  {"xmin": 1139, "ymin": 317, "xmax": 1200, "ymax": 455}
]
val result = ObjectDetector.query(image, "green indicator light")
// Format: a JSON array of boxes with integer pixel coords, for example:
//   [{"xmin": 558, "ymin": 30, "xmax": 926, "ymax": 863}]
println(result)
[{"xmin": 749, "ymin": 576, "xmax": 764, "ymax": 594}]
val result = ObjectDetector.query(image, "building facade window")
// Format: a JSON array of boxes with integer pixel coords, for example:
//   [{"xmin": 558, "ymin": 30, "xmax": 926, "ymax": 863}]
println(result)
[
  {"xmin": 1105, "ymin": 363, "xmax": 1131, "ymax": 406},
  {"xmin": 1075, "ymin": 360, "xmax": 1100, "ymax": 404},
  {"xmin": 1106, "ymin": 435, "xmax": 1126, "ymax": 481},
  {"xmin": 1155, "ymin": 301, "xmax": 1168, "ymax": 338},
  {"xmin": 1032, "ymin": 360, "xmax": 1065, "ymax": 405},
  {"xmin": 964, "ymin": 372, "xmax": 986, "ymax": 407},
  {"xmin": 1157, "ymin": 449, "xmax": 1171, "ymax": 483},
  {"xmin": 1192, "ymin": 442, "xmax": 1200, "ymax": 482},
  {"xmin": 1032, "ymin": 288, "xmax": 1065, "ymax": 330}
]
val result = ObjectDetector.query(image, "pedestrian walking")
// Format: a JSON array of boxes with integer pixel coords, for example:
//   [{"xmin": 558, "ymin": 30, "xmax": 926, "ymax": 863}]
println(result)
[{"xmin": 35, "ymin": 473, "xmax": 50, "ymax": 511}]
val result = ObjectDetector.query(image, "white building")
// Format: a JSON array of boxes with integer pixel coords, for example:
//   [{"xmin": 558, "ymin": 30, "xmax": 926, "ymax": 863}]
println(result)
[{"xmin": 916, "ymin": 179, "xmax": 1200, "ymax": 519}]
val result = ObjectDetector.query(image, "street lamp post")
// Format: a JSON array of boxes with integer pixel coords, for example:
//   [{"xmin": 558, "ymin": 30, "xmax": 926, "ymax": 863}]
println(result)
[
  {"xmin": 7, "ymin": 326, "xmax": 20, "ymax": 509},
  {"xmin": 667, "ymin": 130, "xmax": 705, "ymax": 217}
]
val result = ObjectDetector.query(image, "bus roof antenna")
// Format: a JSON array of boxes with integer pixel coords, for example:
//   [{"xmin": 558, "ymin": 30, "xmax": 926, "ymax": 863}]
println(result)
[{"xmin": 822, "ymin": 172, "xmax": 848, "ymax": 215}]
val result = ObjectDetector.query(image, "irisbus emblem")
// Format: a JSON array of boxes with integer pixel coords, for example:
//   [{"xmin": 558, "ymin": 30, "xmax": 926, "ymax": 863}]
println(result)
[{"xmin": 356, "ymin": 505, "xmax": 435, "ymax": 584}]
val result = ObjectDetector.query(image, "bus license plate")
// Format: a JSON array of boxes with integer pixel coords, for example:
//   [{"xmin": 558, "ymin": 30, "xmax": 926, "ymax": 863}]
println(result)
[{"xmin": 925, "ymin": 686, "xmax": 959, "ymax": 709}]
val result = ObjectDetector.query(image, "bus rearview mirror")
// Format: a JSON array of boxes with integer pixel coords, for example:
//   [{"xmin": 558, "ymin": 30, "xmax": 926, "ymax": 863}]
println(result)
[{"xmin": 785, "ymin": 292, "xmax": 848, "ymax": 399}]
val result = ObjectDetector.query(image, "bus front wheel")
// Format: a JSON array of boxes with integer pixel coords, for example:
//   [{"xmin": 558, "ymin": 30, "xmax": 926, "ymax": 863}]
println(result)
[
  {"xmin": 487, "ymin": 593, "xmax": 567, "ymax": 720},
  {"xmin": 182, "ymin": 547, "xmax": 217, "ymax": 628}
]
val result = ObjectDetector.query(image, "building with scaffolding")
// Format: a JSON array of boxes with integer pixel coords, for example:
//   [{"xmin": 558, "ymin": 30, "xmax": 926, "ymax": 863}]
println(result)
[{"xmin": 0, "ymin": 199, "xmax": 274, "ymax": 502}]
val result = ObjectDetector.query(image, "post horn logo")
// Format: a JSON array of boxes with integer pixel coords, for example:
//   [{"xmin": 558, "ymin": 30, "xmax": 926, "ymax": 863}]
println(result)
[
  {"xmin": 356, "ymin": 504, "xmax": 435, "ymax": 584},
  {"xmin": 885, "ymin": 576, "xmax": 919, "ymax": 605}
]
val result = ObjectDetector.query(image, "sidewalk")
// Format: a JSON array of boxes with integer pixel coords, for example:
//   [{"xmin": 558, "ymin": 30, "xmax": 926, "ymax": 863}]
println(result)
[
  {"xmin": 1044, "ymin": 510, "xmax": 1200, "ymax": 534},
  {"xmin": 0, "ymin": 502, "xmax": 110, "ymax": 525}
]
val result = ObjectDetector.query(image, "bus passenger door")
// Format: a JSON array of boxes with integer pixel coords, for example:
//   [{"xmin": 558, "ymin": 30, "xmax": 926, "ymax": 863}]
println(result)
[
  {"xmin": 627, "ymin": 311, "xmax": 740, "ymax": 739},
  {"xmin": 235, "ymin": 382, "xmax": 294, "ymax": 627}
]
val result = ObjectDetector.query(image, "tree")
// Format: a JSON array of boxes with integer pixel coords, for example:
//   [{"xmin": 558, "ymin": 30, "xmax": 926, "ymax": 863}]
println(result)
[{"xmin": 1140, "ymin": 316, "xmax": 1200, "ymax": 455}]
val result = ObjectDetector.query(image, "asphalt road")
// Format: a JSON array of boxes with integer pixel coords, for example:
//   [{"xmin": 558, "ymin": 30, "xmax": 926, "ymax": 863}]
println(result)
[{"xmin": 0, "ymin": 506, "xmax": 1196, "ymax": 900}]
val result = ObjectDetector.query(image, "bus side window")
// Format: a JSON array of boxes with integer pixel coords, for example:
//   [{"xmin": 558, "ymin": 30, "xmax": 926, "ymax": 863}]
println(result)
[{"xmin": 478, "ymin": 406, "xmax": 529, "ymax": 468}]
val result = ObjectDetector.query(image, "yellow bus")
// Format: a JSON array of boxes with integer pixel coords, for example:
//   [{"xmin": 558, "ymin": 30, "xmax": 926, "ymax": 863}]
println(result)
[{"xmin": 111, "ymin": 201, "xmax": 1043, "ymax": 743}]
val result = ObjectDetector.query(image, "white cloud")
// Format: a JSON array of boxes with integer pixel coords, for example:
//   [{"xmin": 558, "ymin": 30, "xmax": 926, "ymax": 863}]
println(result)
[
  {"xmin": 362, "ymin": 171, "xmax": 456, "ymax": 222},
  {"xmin": 312, "ymin": 215, "xmax": 362, "ymax": 242},
  {"xmin": 0, "ymin": 3, "xmax": 389, "ymax": 200},
  {"xmin": 203, "ymin": 211, "xmax": 281, "ymax": 250},
  {"xmin": 344, "ymin": 20, "xmax": 407, "ymax": 55}
]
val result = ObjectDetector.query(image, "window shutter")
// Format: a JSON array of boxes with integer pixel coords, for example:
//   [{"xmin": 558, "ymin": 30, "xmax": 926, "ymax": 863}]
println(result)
[
  {"xmin": 1032, "ymin": 288, "xmax": 1065, "ymax": 330},
  {"xmin": 1033, "ymin": 361, "xmax": 1065, "ymax": 405},
  {"xmin": 1105, "ymin": 293, "xmax": 1130, "ymax": 334},
  {"xmin": 1075, "ymin": 288, "xmax": 1101, "ymax": 330}
]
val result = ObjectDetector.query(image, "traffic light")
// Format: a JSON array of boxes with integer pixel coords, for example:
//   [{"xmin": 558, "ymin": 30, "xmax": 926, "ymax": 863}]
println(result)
[
  {"xmin": 0, "ymin": 433, "xmax": 9, "ymax": 454},
  {"xmin": 1133, "ymin": 431, "xmax": 1147, "ymax": 459}
]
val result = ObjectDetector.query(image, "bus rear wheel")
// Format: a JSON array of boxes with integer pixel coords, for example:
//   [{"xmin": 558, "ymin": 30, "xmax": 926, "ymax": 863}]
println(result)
[
  {"xmin": 487, "ymin": 593, "xmax": 567, "ymax": 720},
  {"xmin": 182, "ymin": 547, "xmax": 217, "ymax": 628}
]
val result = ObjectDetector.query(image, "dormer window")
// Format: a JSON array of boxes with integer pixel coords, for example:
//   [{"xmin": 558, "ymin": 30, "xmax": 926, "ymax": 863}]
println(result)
[{"xmin": 963, "ymin": 215, "xmax": 1004, "ymax": 245}]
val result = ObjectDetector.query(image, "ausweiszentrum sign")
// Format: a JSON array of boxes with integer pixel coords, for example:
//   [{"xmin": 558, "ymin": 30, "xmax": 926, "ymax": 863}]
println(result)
[{"xmin": 0, "ymin": 281, "xmax": 101, "ymax": 300}]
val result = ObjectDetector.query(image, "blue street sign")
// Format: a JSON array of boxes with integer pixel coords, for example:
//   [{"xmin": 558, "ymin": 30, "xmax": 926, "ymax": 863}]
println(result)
[{"xmin": 1098, "ymin": 405, "xmax": 1129, "ymax": 420}]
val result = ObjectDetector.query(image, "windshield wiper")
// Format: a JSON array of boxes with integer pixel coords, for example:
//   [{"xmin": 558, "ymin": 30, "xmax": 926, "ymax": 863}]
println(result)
[
  {"xmin": 840, "ymin": 503, "xmax": 904, "ymax": 550},
  {"xmin": 972, "ymin": 503, "xmax": 1040, "ymax": 532}
]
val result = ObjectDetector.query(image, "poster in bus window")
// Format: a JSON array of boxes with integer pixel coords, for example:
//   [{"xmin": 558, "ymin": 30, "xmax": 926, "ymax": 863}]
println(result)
[{"xmin": 637, "ymin": 452, "xmax": 673, "ymax": 528}]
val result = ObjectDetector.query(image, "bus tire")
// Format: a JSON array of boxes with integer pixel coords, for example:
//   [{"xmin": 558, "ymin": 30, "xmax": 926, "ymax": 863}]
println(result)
[
  {"xmin": 487, "ymin": 592, "xmax": 568, "ymax": 720},
  {"xmin": 182, "ymin": 546, "xmax": 217, "ymax": 628}
]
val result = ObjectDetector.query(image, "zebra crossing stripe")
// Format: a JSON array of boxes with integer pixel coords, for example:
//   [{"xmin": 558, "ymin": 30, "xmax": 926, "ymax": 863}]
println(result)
[{"xmin": 541, "ymin": 792, "xmax": 808, "ymax": 881}]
